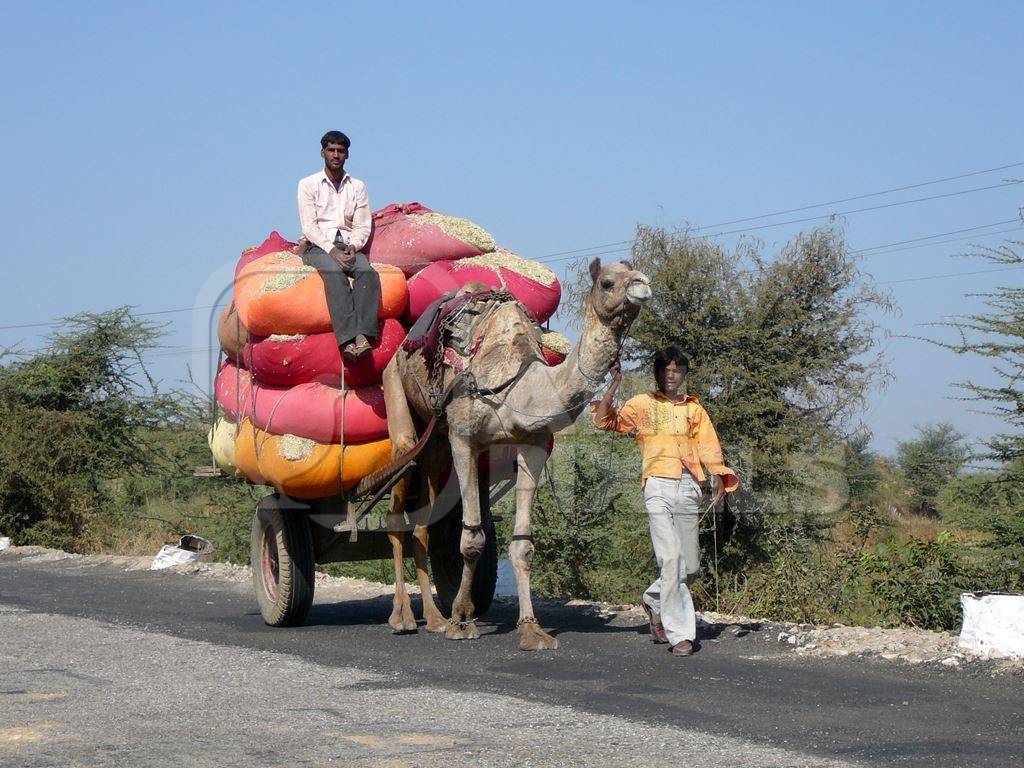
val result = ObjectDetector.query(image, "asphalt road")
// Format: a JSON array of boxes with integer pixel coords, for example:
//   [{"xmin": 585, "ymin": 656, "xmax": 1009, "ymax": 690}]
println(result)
[{"xmin": 1, "ymin": 550, "xmax": 1022, "ymax": 767}]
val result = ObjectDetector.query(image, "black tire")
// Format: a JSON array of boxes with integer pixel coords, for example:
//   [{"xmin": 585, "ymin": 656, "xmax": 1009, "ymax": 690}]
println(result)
[
  {"xmin": 250, "ymin": 495, "xmax": 315, "ymax": 627},
  {"xmin": 430, "ymin": 509, "xmax": 498, "ymax": 618}
]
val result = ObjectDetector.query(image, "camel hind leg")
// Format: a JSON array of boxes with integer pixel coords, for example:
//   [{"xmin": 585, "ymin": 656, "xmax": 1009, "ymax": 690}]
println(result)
[
  {"xmin": 411, "ymin": 437, "xmax": 448, "ymax": 632},
  {"xmin": 382, "ymin": 359, "xmax": 417, "ymax": 633}
]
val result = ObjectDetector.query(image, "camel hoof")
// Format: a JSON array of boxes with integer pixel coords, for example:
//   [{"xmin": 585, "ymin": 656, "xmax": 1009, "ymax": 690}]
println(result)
[
  {"xmin": 517, "ymin": 622, "xmax": 559, "ymax": 651},
  {"xmin": 388, "ymin": 617, "xmax": 415, "ymax": 634},
  {"xmin": 388, "ymin": 609, "xmax": 417, "ymax": 634},
  {"xmin": 425, "ymin": 615, "xmax": 449, "ymax": 633},
  {"xmin": 445, "ymin": 618, "xmax": 480, "ymax": 640}
]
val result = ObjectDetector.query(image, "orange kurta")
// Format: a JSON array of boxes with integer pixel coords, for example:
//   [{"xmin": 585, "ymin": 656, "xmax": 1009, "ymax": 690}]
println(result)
[{"xmin": 591, "ymin": 392, "xmax": 739, "ymax": 492}]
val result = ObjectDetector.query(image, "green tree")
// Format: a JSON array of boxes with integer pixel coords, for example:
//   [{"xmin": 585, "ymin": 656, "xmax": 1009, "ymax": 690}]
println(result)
[
  {"xmin": 0, "ymin": 308, "xmax": 183, "ymax": 548},
  {"xmin": 843, "ymin": 432, "xmax": 883, "ymax": 507},
  {"xmin": 613, "ymin": 224, "xmax": 891, "ymax": 496},
  {"xmin": 895, "ymin": 423, "xmax": 967, "ymax": 516},
  {"xmin": 559, "ymin": 223, "xmax": 893, "ymax": 615},
  {"xmin": 937, "ymin": 238, "xmax": 1024, "ymax": 481}
]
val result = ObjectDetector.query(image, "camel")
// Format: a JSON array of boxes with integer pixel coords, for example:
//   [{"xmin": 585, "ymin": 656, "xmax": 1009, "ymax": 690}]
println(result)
[{"xmin": 380, "ymin": 258, "xmax": 652, "ymax": 649}]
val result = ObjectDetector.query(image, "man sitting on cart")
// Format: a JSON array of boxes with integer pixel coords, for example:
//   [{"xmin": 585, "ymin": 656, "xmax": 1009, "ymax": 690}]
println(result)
[{"xmin": 293, "ymin": 130, "xmax": 379, "ymax": 360}]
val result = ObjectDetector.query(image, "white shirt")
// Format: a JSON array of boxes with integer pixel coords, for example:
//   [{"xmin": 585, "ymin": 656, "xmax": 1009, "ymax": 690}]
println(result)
[{"xmin": 297, "ymin": 170, "xmax": 372, "ymax": 253}]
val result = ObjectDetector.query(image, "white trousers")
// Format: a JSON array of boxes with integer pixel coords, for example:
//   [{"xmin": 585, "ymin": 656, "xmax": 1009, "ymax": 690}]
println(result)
[{"xmin": 642, "ymin": 475, "xmax": 701, "ymax": 645}]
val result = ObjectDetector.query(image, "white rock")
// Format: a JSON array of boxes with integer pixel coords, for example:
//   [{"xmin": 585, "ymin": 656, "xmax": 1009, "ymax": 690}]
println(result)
[
  {"xmin": 959, "ymin": 592, "xmax": 1024, "ymax": 659},
  {"xmin": 941, "ymin": 657, "xmax": 961, "ymax": 667}
]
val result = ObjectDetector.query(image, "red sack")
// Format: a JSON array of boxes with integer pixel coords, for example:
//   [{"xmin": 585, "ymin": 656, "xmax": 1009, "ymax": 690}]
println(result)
[
  {"xmin": 245, "ymin": 318, "xmax": 405, "ymax": 388},
  {"xmin": 236, "ymin": 231, "xmax": 296, "ymax": 276},
  {"xmin": 364, "ymin": 203, "xmax": 496, "ymax": 276},
  {"xmin": 215, "ymin": 362, "xmax": 388, "ymax": 443},
  {"xmin": 540, "ymin": 331, "xmax": 570, "ymax": 365},
  {"xmin": 405, "ymin": 251, "xmax": 561, "ymax": 324}
]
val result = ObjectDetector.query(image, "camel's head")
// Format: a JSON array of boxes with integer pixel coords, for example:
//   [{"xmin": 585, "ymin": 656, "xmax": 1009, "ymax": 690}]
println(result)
[{"xmin": 588, "ymin": 258, "xmax": 652, "ymax": 325}]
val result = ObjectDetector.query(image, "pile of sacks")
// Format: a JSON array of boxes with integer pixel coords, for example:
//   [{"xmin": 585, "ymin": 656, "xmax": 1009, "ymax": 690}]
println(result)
[{"xmin": 209, "ymin": 203, "xmax": 570, "ymax": 499}]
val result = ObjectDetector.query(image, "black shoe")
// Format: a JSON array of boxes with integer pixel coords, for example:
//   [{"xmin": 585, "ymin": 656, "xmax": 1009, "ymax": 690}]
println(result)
[
  {"xmin": 642, "ymin": 603, "xmax": 668, "ymax": 644},
  {"xmin": 669, "ymin": 640, "xmax": 694, "ymax": 657}
]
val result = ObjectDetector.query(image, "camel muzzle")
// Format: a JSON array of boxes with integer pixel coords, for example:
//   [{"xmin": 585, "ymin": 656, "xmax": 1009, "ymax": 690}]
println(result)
[{"xmin": 626, "ymin": 276, "xmax": 652, "ymax": 304}]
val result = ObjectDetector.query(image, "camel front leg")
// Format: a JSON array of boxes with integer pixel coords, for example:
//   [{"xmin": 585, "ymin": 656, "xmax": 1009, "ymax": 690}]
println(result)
[
  {"xmin": 512, "ymin": 440, "xmax": 559, "ymax": 651},
  {"xmin": 446, "ymin": 435, "xmax": 483, "ymax": 640}
]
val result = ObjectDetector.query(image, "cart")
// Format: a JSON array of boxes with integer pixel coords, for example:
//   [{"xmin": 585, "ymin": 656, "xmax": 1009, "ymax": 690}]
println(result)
[{"xmin": 250, "ymin": 460, "xmax": 511, "ymax": 627}]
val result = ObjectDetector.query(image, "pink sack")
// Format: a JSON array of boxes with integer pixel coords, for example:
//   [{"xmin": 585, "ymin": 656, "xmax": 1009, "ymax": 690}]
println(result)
[
  {"xmin": 236, "ymin": 231, "xmax": 296, "ymax": 276},
  {"xmin": 405, "ymin": 251, "xmax": 561, "ymax": 324},
  {"xmin": 245, "ymin": 318, "xmax": 405, "ymax": 388},
  {"xmin": 215, "ymin": 362, "xmax": 388, "ymax": 443},
  {"xmin": 364, "ymin": 203, "xmax": 497, "ymax": 276},
  {"xmin": 214, "ymin": 359, "xmax": 254, "ymax": 421}
]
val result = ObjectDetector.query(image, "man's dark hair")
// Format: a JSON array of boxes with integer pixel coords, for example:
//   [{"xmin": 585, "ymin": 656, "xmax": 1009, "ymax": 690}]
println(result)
[
  {"xmin": 320, "ymin": 130, "xmax": 351, "ymax": 149},
  {"xmin": 654, "ymin": 345, "xmax": 690, "ymax": 376}
]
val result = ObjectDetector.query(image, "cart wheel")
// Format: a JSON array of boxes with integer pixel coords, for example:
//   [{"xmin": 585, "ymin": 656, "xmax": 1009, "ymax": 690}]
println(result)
[
  {"xmin": 251, "ymin": 495, "xmax": 315, "ymax": 627},
  {"xmin": 430, "ymin": 511, "xmax": 498, "ymax": 618}
]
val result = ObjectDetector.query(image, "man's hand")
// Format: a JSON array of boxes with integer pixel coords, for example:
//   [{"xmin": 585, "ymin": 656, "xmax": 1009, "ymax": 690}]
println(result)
[
  {"xmin": 709, "ymin": 474, "xmax": 725, "ymax": 508},
  {"xmin": 290, "ymin": 238, "xmax": 308, "ymax": 256},
  {"xmin": 329, "ymin": 246, "xmax": 355, "ymax": 270},
  {"xmin": 607, "ymin": 360, "xmax": 622, "ymax": 395}
]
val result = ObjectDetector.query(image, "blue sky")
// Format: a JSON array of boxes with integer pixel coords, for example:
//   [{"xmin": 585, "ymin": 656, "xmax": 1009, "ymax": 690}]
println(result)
[{"xmin": 1, "ymin": 2, "xmax": 1021, "ymax": 455}]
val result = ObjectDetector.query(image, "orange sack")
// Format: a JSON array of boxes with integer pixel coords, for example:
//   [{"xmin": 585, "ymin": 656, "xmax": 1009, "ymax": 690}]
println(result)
[
  {"xmin": 217, "ymin": 303, "xmax": 249, "ymax": 362},
  {"xmin": 234, "ymin": 252, "xmax": 408, "ymax": 336},
  {"xmin": 233, "ymin": 419, "xmax": 392, "ymax": 499}
]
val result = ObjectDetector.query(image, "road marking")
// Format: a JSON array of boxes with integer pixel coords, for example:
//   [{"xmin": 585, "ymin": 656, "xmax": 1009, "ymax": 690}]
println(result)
[
  {"xmin": 341, "ymin": 733, "xmax": 388, "ymax": 748},
  {"xmin": 7, "ymin": 692, "xmax": 71, "ymax": 703},
  {"xmin": 396, "ymin": 733, "xmax": 462, "ymax": 746},
  {"xmin": 0, "ymin": 723, "xmax": 61, "ymax": 745}
]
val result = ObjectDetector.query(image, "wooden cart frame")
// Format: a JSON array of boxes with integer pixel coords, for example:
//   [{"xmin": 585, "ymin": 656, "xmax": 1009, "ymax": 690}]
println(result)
[{"xmin": 250, "ymin": 463, "xmax": 512, "ymax": 627}]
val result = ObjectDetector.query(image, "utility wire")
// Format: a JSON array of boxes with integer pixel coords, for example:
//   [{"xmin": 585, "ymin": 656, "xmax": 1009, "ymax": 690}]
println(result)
[
  {"xmin": 0, "ymin": 304, "xmax": 222, "ymax": 332},
  {"xmin": 535, "ymin": 161, "xmax": 1024, "ymax": 259},
  {"xmin": 702, "ymin": 181, "xmax": 1021, "ymax": 239},
  {"xmin": 878, "ymin": 266, "xmax": 1024, "ymax": 285},
  {"xmin": 851, "ymin": 219, "xmax": 1021, "ymax": 253},
  {"xmin": 3, "ymin": 168, "xmax": 1022, "ymax": 333},
  {"xmin": 537, "ymin": 216, "xmax": 1024, "ymax": 267},
  {"xmin": 34, "ymin": 262, "xmax": 1017, "ymax": 361}
]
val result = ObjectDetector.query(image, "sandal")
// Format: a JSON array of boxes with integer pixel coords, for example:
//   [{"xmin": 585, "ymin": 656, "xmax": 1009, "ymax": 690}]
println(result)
[{"xmin": 343, "ymin": 334, "xmax": 372, "ymax": 360}]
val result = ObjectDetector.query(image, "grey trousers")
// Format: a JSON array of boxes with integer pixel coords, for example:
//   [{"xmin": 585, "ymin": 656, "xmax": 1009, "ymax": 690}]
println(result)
[
  {"xmin": 302, "ymin": 242, "xmax": 381, "ymax": 346},
  {"xmin": 642, "ymin": 475, "xmax": 702, "ymax": 645}
]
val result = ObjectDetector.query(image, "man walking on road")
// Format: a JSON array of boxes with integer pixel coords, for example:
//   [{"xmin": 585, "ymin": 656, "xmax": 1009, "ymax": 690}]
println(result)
[
  {"xmin": 295, "ymin": 130, "xmax": 378, "ymax": 359},
  {"xmin": 592, "ymin": 346, "xmax": 738, "ymax": 656}
]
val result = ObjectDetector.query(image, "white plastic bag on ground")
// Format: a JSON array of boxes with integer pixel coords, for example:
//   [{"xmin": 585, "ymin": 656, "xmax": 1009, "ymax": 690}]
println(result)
[
  {"xmin": 959, "ymin": 592, "xmax": 1024, "ymax": 659},
  {"xmin": 150, "ymin": 534, "xmax": 214, "ymax": 571},
  {"xmin": 0, "ymin": 536, "xmax": 10, "ymax": 551}
]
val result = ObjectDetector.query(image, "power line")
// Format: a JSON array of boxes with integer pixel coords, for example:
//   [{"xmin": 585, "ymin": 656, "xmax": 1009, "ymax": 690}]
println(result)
[
  {"xmin": 0, "ymin": 304, "xmax": 222, "ymax": 332},
  {"xmin": 3, "ymin": 166, "xmax": 1023, "ymax": 334},
  {"xmin": 692, "ymin": 161, "xmax": 1024, "ymax": 231},
  {"xmin": 534, "ymin": 160, "xmax": 1024, "ymax": 260},
  {"xmin": 852, "ymin": 219, "xmax": 1021, "ymax": 254},
  {"xmin": 879, "ymin": 266, "xmax": 1024, "ymax": 285},
  {"xmin": 702, "ymin": 181, "xmax": 1021, "ymax": 239},
  {"xmin": 536, "ymin": 217, "xmax": 1024, "ymax": 268},
  {"xmin": 855, "ymin": 226, "xmax": 1023, "ymax": 259},
  {"xmin": 4, "ymin": 266, "xmax": 1017, "ymax": 363}
]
